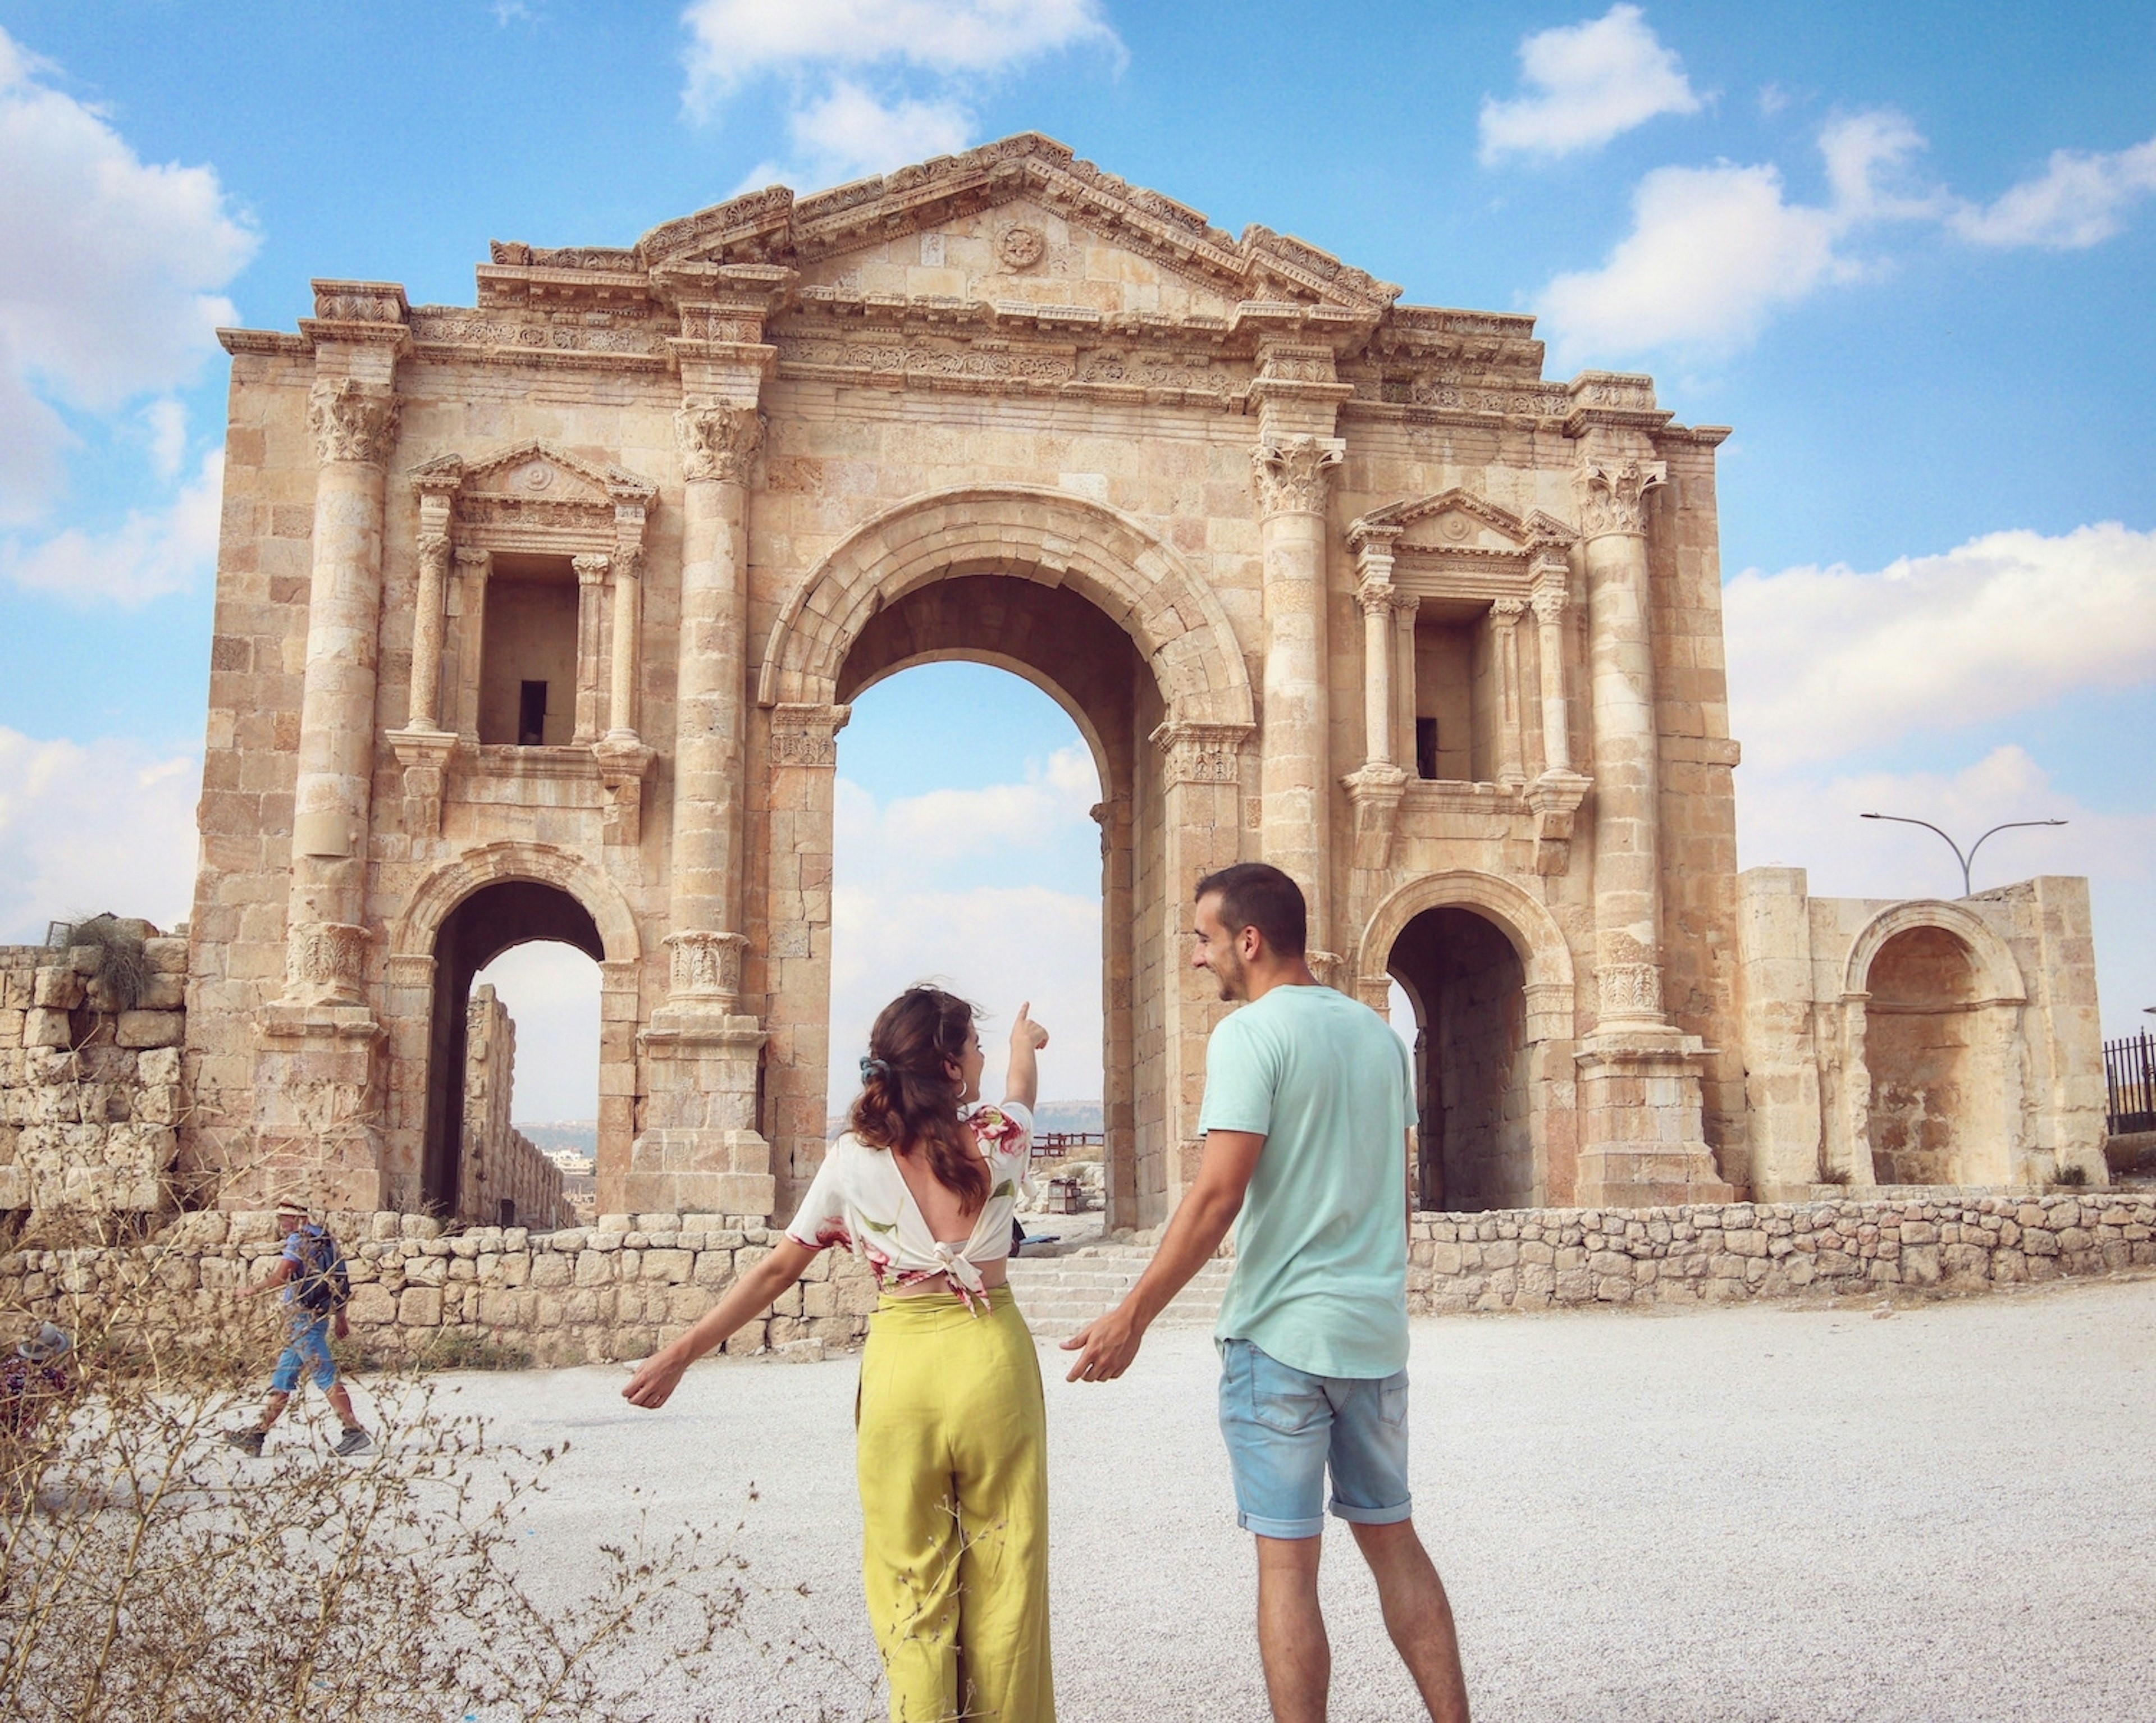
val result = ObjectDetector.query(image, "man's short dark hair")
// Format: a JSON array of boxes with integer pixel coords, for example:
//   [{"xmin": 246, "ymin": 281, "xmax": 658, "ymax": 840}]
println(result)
[{"xmin": 1195, "ymin": 862, "xmax": 1307, "ymax": 958}]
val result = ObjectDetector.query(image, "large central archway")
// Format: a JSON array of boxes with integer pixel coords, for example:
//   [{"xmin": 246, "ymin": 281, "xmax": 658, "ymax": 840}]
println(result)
[{"xmin": 757, "ymin": 488, "xmax": 1255, "ymax": 1227}]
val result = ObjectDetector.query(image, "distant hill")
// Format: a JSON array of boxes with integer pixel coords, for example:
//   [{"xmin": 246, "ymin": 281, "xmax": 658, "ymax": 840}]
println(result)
[{"xmin": 518, "ymin": 1121, "xmax": 597, "ymax": 1156}]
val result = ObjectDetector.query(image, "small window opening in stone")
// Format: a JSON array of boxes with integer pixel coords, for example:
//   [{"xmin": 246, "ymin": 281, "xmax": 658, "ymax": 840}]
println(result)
[
  {"xmin": 1415, "ymin": 717, "xmax": 1439, "ymax": 781},
  {"xmin": 479, "ymin": 552, "xmax": 578, "ymax": 745},
  {"xmin": 498, "ymin": 1198, "xmax": 517, "ymax": 1228}
]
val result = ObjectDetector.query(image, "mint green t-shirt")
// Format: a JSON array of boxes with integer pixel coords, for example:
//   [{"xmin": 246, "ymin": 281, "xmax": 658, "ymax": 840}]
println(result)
[{"xmin": 1199, "ymin": 982, "xmax": 1416, "ymax": 1379}]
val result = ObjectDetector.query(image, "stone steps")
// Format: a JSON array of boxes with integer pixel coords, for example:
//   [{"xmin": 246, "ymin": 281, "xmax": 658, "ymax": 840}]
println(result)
[{"xmin": 1006, "ymin": 1247, "xmax": 1233, "ymax": 1340}]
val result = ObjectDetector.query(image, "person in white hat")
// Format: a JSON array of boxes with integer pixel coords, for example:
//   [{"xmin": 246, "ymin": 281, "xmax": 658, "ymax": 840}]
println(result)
[{"xmin": 1, "ymin": 1321, "xmax": 75, "ymax": 1503}]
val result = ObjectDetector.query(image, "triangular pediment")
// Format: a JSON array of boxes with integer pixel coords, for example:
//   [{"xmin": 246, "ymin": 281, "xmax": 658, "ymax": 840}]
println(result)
[
  {"xmin": 417, "ymin": 442, "xmax": 656, "ymax": 509},
  {"xmin": 1351, "ymin": 489, "xmax": 1575, "ymax": 555},
  {"xmin": 636, "ymin": 133, "xmax": 1402, "ymax": 317}
]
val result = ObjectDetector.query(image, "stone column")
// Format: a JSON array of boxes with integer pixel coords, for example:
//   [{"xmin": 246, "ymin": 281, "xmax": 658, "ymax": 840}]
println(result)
[
  {"xmin": 1579, "ymin": 458, "xmax": 1672, "ymax": 1028},
  {"xmin": 389, "ymin": 472, "xmax": 458, "ymax": 839},
  {"xmin": 1253, "ymin": 434, "xmax": 1343, "ymax": 963},
  {"xmin": 1490, "ymin": 597, "xmax": 1528, "ymax": 789},
  {"xmin": 607, "ymin": 551, "xmax": 642, "ymax": 742},
  {"xmin": 665, "ymin": 403, "xmax": 763, "ymax": 1003},
  {"xmin": 592, "ymin": 492, "xmax": 656, "ymax": 846},
  {"xmin": 1531, "ymin": 575, "xmax": 1573, "ymax": 774},
  {"xmin": 571, "ymin": 554, "xmax": 609, "ymax": 744},
  {"xmin": 1569, "ymin": 455, "xmax": 1731, "ymax": 1206},
  {"xmin": 406, "ymin": 530, "xmax": 450, "ymax": 732},
  {"xmin": 282, "ymin": 373, "xmax": 400, "ymax": 1005},
  {"xmin": 1341, "ymin": 532, "xmax": 1409, "ymax": 878}
]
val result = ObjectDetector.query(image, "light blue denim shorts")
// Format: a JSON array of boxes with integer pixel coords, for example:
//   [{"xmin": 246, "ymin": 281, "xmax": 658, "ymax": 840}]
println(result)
[
  {"xmin": 271, "ymin": 1311, "xmax": 337, "ymax": 1393},
  {"xmin": 1216, "ymin": 1337, "xmax": 1413, "ymax": 1539}
]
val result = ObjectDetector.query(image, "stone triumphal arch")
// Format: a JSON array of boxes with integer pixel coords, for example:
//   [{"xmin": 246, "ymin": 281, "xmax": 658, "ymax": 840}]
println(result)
[{"xmin": 179, "ymin": 134, "xmax": 2108, "ymax": 1224}]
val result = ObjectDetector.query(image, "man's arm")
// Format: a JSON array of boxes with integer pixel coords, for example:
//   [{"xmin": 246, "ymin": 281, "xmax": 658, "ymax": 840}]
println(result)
[
  {"xmin": 1062, "ymin": 1128, "xmax": 1264, "ymax": 1382},
  {"xmin": 238, "ymin": 1258, "xmax": 296, "ymax": 1300}
]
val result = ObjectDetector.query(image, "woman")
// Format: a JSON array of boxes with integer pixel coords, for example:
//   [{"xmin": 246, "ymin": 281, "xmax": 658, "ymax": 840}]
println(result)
[{"xmin": 624, "ymin": 986, "xmax": 1056, "ymax": 1723}]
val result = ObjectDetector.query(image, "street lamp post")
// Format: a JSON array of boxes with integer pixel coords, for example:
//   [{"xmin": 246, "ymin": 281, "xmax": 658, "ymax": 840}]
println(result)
[{"xmin": 1858, "ymin": 813, "xmax": 2068, "ymax": 898}]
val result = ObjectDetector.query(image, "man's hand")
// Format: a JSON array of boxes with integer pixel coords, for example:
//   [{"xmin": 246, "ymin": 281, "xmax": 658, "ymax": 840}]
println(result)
[
  {"xmin": 1061, "ymin": 1301, "xmax": 1147, "ymax": 1382},
  {"xmin": 622, "ymin": 1343, "xmax": 691, "ymax": 1410},
  {"xmin": 333, "ymin": 1310, "xmax": 350, "ymax": 1340}
]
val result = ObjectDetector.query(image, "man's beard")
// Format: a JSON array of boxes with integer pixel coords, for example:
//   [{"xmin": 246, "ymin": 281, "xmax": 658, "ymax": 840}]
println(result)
[{"xmin": 1213, "ymin": 949, "xmax": 1248, "ymax": 1002}]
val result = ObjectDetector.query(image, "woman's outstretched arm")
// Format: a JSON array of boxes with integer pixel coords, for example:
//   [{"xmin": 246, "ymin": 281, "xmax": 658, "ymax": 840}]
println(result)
[
  {"xmin": 622, "ymin": 1237, "xmax": 820, "ymax": 1409},
  {"xmin": 1004, "ymin": 1000, "xmax": 1049, "ymax": 1112}
]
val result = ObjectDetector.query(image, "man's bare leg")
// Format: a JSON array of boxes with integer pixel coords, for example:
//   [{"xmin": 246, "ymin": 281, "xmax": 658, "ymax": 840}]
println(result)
[
  {"xmin": 1348, "ymin": 1519, "xmax": 1470, "ymax": 1722},
  {"xmin": 1254, "ymin": 1533, "xmax": 1330, "ymax": 1722},
  {"xmin": 255, "ymin": 1389, "xmax": 291, "ymax": 1433}
]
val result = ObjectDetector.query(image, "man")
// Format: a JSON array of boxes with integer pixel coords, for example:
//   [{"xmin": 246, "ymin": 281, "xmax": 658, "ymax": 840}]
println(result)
[
  {"xmin": 1063, "ymin": 862, "xmax": 1470, "ymax": 1723},
  {"xmin": 225, "ymin": 1200, "xmax": 371, "ymax": 1458}
]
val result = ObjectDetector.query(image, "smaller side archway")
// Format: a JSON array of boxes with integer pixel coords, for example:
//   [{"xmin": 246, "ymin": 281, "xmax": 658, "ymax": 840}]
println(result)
[
  {"xmin": 1355, "ymin": 872, "xmax": 1579, "ymax": 1210},
  {"xmin": 1842, "ymin": 902, "xmax": 2026, "ymax": 1188},
  {"xmin": 391, "ymin": 843, "xmax": 643, "ymax": 1219}
]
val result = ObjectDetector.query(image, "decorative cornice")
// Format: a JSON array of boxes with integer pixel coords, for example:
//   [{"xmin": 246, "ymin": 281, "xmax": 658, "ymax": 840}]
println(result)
[
  {"xmin": 675, "ymin": 404, "xmax": 764, "ymax": 485},
  {"xmin": 768, "ymin": 701, "xmax": 851, "ymax": 768},
  {"xmin": 1253, "ymin": 436, "xmax": 1344, "ymax": 518},
  {"xmin": 1574, "ymin": 460, "xmax": 1668, "ymax": 539},
  {"xmin": 307, "ymin": 379, "xmax": 400, "ymax": 466}
]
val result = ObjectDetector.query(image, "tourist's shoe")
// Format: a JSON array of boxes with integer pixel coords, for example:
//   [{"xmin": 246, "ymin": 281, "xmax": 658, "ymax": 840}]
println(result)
[
  {"xmin": 334, "ymin": 1426, "xmax": 372, "ymax": 1457},
  {"xmin": 222, "ymin": 1428, "xmax": 265, "ymax": 1458}
]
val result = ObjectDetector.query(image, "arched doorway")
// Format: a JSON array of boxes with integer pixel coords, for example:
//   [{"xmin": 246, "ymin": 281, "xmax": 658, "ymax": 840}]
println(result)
[
  {"xmin": 1863, "ymin": 925, "xmax": 1981, "ymax": 1186},
  {"xmin": 423, "ymin": 880, "xmax": 601, "ymax": 1218},
  {"xmin": 832, "ymin": 574, "xmax": 1145, "ymax": 1221},
  {"xmin": 1388, "ymin": 907, "xmax": 1531, "ymax": 1211}
]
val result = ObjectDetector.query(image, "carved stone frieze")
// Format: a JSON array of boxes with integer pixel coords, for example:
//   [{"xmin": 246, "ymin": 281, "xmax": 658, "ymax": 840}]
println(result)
[
  {"xmin": 1252, "ymin": 436, "xmax": 1344, "ymax": 518},
  {"xmin": 307, "ymin": 379, "xmax": 400, "ymax": 466},
  {"xmin": 769, "ymin": 703, "xmax": 852, "ymax": 769},
  {"xmin": 1150, "ymin": 720, "xmax": 1250, "ymax": 787},
  {"xmin": 285, "ymin": 921, "xmax": 371, "ymax": 1007},
  {"xmin": 1575, "ymin": 460, "xmax": 1668, "ymax": 538},
  {"xmin": 675, "ymin": 404, "xmax": 765, "ymax": 485}
]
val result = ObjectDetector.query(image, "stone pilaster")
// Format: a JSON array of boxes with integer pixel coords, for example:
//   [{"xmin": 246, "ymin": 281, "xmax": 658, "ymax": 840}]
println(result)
[
  {"xmin": 571, "ymin": 553, "xmax": 609, "ymax": 744},
  {"xmin": 1490, "ymin": 597, "xmax": 1528, "ymax": 789}
]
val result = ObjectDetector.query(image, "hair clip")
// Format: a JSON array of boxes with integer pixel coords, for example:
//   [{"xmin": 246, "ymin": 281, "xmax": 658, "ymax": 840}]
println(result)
[{"xmin": 860, "ymin": 1055, "xmax": 892, "ymax": 1082}]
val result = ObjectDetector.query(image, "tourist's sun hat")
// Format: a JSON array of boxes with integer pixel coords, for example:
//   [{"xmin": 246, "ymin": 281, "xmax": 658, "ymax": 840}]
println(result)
[{"xmin": 16, "ymin": 1323, "xmax": 70, "ymax": 1364}]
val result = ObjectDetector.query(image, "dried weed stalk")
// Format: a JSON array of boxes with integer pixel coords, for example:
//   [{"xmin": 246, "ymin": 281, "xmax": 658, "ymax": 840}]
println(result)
[{"xmin": 0, "ymin": 1209, "xmax": 875, "ymax": 1722}]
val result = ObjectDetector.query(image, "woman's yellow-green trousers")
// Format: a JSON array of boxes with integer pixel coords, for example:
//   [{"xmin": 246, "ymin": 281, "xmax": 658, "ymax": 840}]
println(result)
[{"xmin": 856, "ymin": 1284, "xmax": 1054, "ymax": 1723}]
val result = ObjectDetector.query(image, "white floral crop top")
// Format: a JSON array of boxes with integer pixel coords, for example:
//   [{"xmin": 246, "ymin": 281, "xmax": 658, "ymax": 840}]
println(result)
[{"xmin": 785, "ymin": 1101, "xmax": 1039, "ymax": 1312}]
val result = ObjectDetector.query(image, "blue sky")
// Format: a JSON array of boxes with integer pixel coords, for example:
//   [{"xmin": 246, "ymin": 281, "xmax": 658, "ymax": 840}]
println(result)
[{"xmin": 1, "ymin": 1, "xmax": 2150, "ymax": 1117}]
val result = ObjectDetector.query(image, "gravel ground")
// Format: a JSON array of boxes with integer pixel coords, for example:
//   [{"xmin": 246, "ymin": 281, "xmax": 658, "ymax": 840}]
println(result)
[{"xmin": 412, "ymin": 1274, "xmax": 2156, "ymax": 1722}]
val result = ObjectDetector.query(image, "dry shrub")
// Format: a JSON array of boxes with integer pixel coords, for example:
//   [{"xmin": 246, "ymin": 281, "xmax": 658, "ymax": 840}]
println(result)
[
  {"xmin": 0, "ymin": 1213, "xmax": 876, "ymax": 1722},
  {"xmin": 57, "ymin": 915, "xmax": 150, "ymax": 1014}
]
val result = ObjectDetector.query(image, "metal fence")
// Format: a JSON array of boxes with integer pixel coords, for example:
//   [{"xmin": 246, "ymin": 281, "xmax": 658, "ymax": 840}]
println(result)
[{"xmin": 2106, "ymin": 1031, "xmax": 2156, "ymax": 1135}]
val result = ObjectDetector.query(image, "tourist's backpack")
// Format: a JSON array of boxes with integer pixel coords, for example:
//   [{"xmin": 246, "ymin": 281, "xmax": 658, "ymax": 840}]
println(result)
[{"xmin": 291, "ymin": 1229, "xmax": 351, "ymax": 1315}]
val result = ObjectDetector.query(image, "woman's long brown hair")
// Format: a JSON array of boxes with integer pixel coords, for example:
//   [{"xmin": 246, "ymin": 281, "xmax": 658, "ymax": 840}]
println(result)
[{"xmin": 849, "ymin": 986, "xmax": 990, "ymax": 1214}]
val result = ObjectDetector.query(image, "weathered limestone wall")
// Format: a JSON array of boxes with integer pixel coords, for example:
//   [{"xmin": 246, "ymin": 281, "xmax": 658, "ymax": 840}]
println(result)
[
  {"xmin": 0, "ymin": 1210, "xmax": 879, "ymax": 1368},
  {"xmin": 459, "ymin": 984, "xmax": 569, "ymax": 1231},
  {"xmin": 0, "ymin": 936, "xmax": 189, "ymax": 1213},
  {"xmin": 1406, "ymin": 1192, "xmax": 2155, "ymax": 1313}
]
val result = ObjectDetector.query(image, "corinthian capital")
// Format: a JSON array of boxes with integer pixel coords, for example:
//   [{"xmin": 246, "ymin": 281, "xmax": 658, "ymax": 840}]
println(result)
[
  {"xmin": 675, "ymin": 403, "xmax": 764, "ymax": 485},
  {"xmin": 1252, "ymin": 436, "xmax": 1344, "ymax": 518},
  {"xmin": 1573, "ymin": 459, "xmax": 1667, "ymax": 538},
  {"xmin": 307, "ymin": 378, "xmax": 400, "ymax": 466}
]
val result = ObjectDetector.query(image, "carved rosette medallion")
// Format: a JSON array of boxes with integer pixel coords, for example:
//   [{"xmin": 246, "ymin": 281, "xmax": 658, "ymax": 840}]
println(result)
[
  {"xmin": 998, "ymin": 225, "xmax": 1046, "ymax": 269},
  {"xmin": 286, "ymin": 921, "xmax": 371, "ymax": 1006},
  {"xmin": 307, "ymin": 379, "xmax": 400, "ymax": 466},
  {"xmin": 769, "ymin": 702, "xmax": 851, "ymax": 769},
  {"xmin": 1150, "ymin": 720, "xmax": 1250, "ymax": 788},
  {"xmin": 1573, "ymin": 460, "xmax": 1668, "ymax": 539},
  {"xmin": 665, "ymin": 929, "xmax": 748, "ymax": 1004},
  {"xmin": 674, "ymin": 404, "xmax": 765, "ymax": 485},
  {"xmin": 1253, "ymin": 436, "xmax": 1345, "ymax": 518}
]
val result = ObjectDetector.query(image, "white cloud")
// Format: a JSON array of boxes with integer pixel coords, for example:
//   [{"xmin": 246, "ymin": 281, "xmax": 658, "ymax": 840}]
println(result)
[
  {"xmin": 4, "ymin": 448, "xmax": 222, "ymax": 606},
  {"xmin": 141, "ymin": 397, "xmax": 187, "ymax": 481},
  {"xmin": 828, "ymin": 742, "xmax": 1104, "ymax": 1107},
  {"xmin": 1536, "ymin": 111, "xmax": 1935, "ymax": 360},
  {"xmin": 683, "ymin": 0, "xmax": 1118, "ymax": 115},
  {"xmin": 1950, "ymin": 134, "xmax": 2156, "ymax": 249},
  {"xmin": 0, "ymin": 26, "xmax": 257, "ymax": 520},
  {"xmin": 1725, "ymin": 520, "xmax": 2156, "ymax": 770},
  {"xmin": 0, "ymin": 727, "xmax": 200, "ymax": 942},
  {"xmin": 1478, "ymin": 4, "xmax": 1701, "ymax": 164},
  {"xmin": 782, "ymin": 79, "xmax": 974, "ymax": 188}
]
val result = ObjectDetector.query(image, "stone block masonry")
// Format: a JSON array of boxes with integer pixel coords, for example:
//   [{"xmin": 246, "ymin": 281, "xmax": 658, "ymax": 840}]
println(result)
[{"xmin": 1407, "ymin": 1193, "xmax": 2156, "ymax": 1313}]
